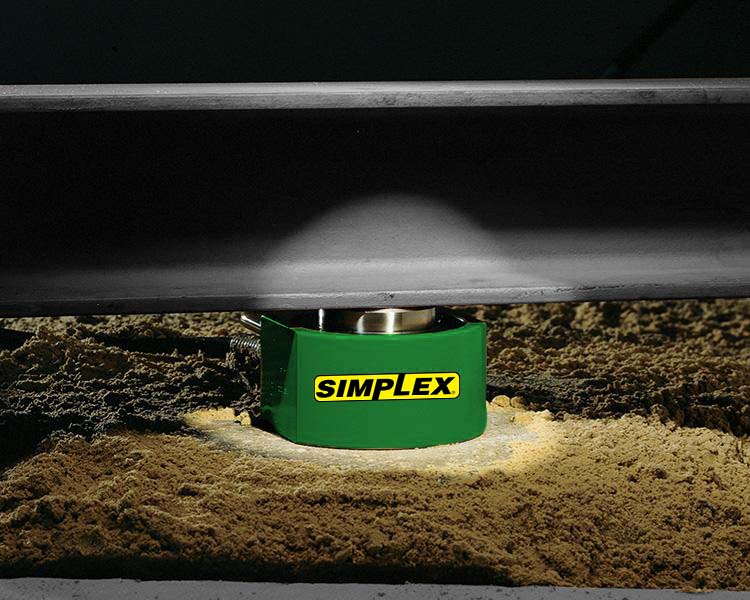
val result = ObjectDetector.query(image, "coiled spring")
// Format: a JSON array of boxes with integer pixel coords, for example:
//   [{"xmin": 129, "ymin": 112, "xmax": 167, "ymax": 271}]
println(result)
[{"xmin": 229, "ymin": 334, "xmax": 261, "ymax": 357}]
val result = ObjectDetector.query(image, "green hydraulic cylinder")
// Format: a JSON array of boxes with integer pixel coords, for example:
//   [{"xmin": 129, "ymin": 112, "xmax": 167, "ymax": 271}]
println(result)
[{"xmin": 260, "ymin": 310, "xmax": 486, "ymax": 449}]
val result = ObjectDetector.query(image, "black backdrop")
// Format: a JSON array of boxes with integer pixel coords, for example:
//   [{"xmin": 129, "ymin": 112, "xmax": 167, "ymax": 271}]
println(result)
[{"xmin": 1, "ymin": 1, "xmax": 749, "ymax": 83}]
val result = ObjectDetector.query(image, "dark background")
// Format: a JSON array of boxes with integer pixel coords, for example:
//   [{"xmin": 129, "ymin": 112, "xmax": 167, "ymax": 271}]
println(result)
[{"xmin": 1, "ymin": 1, "xmax": 749, "ymax": 83}]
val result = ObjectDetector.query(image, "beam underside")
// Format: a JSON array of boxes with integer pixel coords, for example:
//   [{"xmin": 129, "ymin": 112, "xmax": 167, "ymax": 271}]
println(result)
[{"xmin": 1, "ymin": 84, "xmax": 748, "ymax": 316}]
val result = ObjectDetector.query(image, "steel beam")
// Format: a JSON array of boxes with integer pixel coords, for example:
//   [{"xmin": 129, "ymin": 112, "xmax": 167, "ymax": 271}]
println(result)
[
  {"xmin": 1, "ymin": 79, "xmax": 750, "ymax": 112},
  {"xmin": 2, "ymin": 225, "xmax": 748, "ymax": 316},
  {"xmin": 1, "ymin": 81, "xmax": 749, "ymax": 316}
]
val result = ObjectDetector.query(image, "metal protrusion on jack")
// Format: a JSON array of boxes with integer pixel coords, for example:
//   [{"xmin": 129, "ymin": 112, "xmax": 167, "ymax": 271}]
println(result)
[{"xmin": 239, "ymin": 313, "xmax": 262, "ymax": 334}]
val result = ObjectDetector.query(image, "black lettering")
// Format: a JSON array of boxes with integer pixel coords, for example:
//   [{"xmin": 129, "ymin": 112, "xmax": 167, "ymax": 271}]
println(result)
[
  {"xmin": 371, "ymin": 378, "xmax": 394, "ymax": 400},
  {"xmin": 432, "ymin": 376, "xmax": 454, "ymax": 395},
  {"xmin": 393, "ymin": 373, "xmax": 410, "ymax": 396},
  {"xmin": 316, "ymin": 379, "xmax": 336, "ymax": 398},
  {"xmin": 412, "ymin": 377, "xmax": 431, "ymax": 395},
  {"xmin": 347, "ymin": 378, "xmax": 373, "ymax": 398},
  {"xmin": 336, "ymin": 379, "xmax": 347, "ymax": 397}
]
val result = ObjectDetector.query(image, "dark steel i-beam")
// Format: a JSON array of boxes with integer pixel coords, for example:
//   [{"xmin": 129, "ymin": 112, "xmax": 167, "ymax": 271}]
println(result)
[
  {"xmin": 1, "ymin": 80, "xmax": 749, "ymax": 316},
  {"xmin": 1, "ymin": 79, "xmax": 750, "ymax": 112}
]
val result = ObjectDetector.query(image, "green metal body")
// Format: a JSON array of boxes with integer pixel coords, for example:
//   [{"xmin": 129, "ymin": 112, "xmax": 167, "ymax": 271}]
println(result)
[{"xmin": 260, "ymin": 314, "xmax": 486, "ymax": 449}]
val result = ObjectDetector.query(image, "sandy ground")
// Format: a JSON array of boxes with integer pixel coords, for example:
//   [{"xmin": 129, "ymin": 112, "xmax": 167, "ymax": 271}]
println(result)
[
  {"xmin": 1, "ymin": 409, "xmax": 749, "ymax": 588},
  {"xmin": 476, "ymin": 300, "xmax": 750, "ymax": 434},
  {"xmin": 0, "ymin": 300, "xmax": 749, "ymax": 588}
]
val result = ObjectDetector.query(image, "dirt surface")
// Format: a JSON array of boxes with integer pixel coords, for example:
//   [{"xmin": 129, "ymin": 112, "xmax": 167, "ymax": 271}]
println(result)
[
  {"xmin": 0, "ymin": 313, "xmax": 255, "ymax": 467},
  {"xmin": 0, "ymin": 300, "xmax": 749, "ymax": 588},
  {"xmin": 1, "ymin": 409, "xmax": 749, "ymax": 589},
  {"xmin": 182, "ymin": 407, "xmax": 538, "ymax": 472},
  {"xmin": 472, "ymin": 299, "xmax": 750, "ymax": 435}
]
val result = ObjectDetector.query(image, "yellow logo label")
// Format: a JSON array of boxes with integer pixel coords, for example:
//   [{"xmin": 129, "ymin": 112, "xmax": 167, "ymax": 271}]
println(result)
[{"xmin": 314, "ymin": 372, "xmax": 460, "ymax": 402}]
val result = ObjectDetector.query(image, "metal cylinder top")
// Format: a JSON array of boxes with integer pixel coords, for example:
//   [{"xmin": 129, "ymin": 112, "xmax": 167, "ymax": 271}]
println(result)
[{"xmin": 318, "ymin": 307, "xmax": 438, "ymax": 334}]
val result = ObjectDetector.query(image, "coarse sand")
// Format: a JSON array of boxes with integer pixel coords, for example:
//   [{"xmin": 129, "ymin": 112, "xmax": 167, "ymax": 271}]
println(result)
[
  {"xmin": 476, "ymin": 300, "xmax": 750, "ymax": 435},
  {"xmin": 0, "ymin": 300, "xmax": 749, "ymax": 588},
  {"xmin": 1, "ymin": 409, "xmax": 749, "ymax": 589}
]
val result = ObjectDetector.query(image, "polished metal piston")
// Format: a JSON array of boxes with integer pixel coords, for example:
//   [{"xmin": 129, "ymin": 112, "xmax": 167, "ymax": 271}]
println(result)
[{"xmin": 317, "ymin": 307, "xmax": 438, "ymax": 334}]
